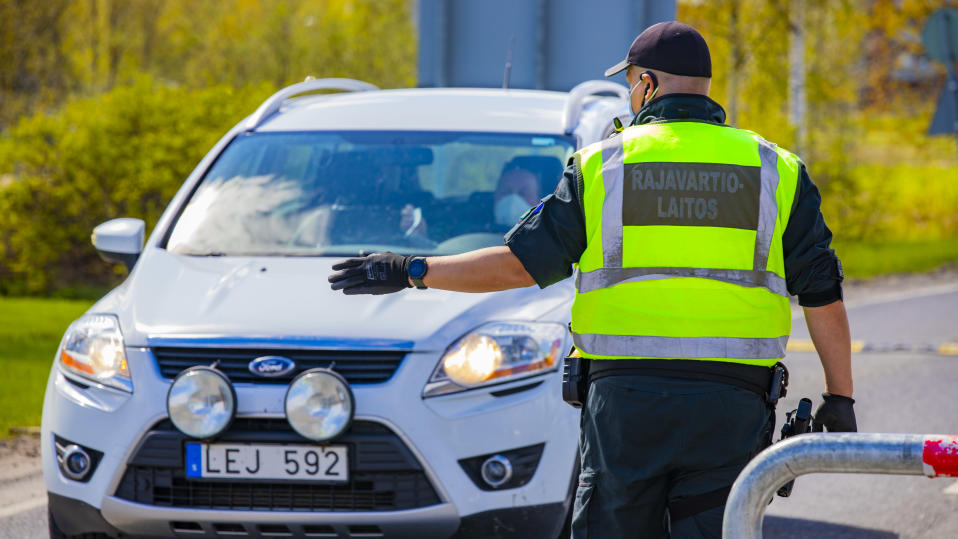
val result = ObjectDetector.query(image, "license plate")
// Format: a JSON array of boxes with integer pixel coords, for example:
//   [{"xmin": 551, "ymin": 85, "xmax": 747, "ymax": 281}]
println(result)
[{"xmin": 185, "ymin": 443, "xmax": 348, "ymax": 482}]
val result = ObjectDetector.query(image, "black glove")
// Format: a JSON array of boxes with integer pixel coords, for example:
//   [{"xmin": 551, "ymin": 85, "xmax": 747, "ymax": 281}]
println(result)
[
  {"xmin": 812, "ymin": 392, "xmax": 857, "ymax": 432},
  {"xmin": 328, "ymin": 252, "xmax": 412, "ymax": 295}
]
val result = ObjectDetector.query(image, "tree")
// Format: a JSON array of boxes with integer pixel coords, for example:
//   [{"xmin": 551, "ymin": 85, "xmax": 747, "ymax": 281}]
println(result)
[
  {"xmin": 0, "ymin": 78, "xmax": 273, "ymax": 294},
  {"xmin": 0, "ymin": 0, "xmax": 417, "ymax": 132}
]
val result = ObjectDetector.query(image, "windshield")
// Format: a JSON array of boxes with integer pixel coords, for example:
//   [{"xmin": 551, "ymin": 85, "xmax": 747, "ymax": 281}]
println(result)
[{"xmin": 166, "ymin": 131, "xmax": 574, "ymax": 256}]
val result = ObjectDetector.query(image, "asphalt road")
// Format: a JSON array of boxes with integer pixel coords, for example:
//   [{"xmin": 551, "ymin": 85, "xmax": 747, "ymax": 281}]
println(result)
[
  {"xmin": 2, "ymin": 284, "xmax": 956, "ymax": 538},
  {"xmin": 790, "ymin": 282, "xmax": 958, "ymax": 345},
  {"xmin": 764, "ymin": 286, "xmax": 958, "ymax": 539}
]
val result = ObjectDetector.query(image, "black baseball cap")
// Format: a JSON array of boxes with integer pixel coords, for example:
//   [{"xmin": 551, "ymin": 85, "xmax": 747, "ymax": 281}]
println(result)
[{"xmin": 604, "ymin": 21, "xmax": 712, "ymax": 78}]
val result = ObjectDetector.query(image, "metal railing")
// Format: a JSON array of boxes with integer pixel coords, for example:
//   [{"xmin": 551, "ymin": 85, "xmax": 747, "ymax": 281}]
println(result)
[{"xmin": 722, "ymin": 432, "xmax": 958, "ymax": 538}]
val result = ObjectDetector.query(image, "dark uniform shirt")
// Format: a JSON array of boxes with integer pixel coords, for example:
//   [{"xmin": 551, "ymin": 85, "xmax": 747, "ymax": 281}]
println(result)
[{"xmin": 504, "ymin": 93, "xmax": 843, "ymax": 307}]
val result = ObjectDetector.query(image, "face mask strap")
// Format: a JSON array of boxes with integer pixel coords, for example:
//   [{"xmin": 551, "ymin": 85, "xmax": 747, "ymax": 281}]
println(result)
[{"xmin": 628, "ymin": 70, "xmax": 660, "ymax": 115}]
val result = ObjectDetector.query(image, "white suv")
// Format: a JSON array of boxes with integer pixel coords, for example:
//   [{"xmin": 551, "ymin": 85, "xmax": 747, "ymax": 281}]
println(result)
[{"xmin": 41, "ymin": 78, "xmax": 629, "ymax": 539}]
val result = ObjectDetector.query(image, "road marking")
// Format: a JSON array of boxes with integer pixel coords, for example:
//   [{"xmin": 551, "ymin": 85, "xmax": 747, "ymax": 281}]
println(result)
[
  {"xmin": 0, "ymin": 496, "xmax": 45, "ymax": 519},
  {"xmin": 943, "ymin": 480, "xmax": 958, "ymax": 495},
  {"xmin": 787, "ymin": 339, "xmax": 958, "ymax": 355},
  {"xmin": 939, "ymin": 342, "xmax": 958, "ymax": 356},
  {"xmin": 786, "ymin": 339, "xmax": 864, "ymax": 353},
  {"xmin": 787, "ymin": 340, "xmax": 816, "ymax": 352}
]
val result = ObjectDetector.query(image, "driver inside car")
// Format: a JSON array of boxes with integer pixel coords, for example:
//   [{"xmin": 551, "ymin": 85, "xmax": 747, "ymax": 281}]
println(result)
[
  {"xmin": 492, "ymin": 168, "xmax": 540, "ymax": 226},
  {"xmin": 399, "ymin": 167, "xmax": 541, "ymax": 244}
]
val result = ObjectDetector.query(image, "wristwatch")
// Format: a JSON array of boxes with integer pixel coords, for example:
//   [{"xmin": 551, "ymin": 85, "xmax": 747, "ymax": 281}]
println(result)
[{"xmin": 407, "ymin": 257, "xmax": 428, "ymax": 289}]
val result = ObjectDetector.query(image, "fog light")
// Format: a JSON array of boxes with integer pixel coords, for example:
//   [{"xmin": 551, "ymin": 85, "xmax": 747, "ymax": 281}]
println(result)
[
  {"xmin": 61, "ymin": 445, "xmax": 91, "ymax": 481},
  {"xmin": 285, "ymin": 368, "xmax": 354, "ymax": 442},
  {"xmin": 167, "ymin": 367, "xmax": 236, "ymax": 439},
  {"xmin": 54, "ymin": 436, "xmax": 102, "ymax": 483},
  {"xmin": 480, "ymin": 455, "xmax": 513, "ymax": 488}
]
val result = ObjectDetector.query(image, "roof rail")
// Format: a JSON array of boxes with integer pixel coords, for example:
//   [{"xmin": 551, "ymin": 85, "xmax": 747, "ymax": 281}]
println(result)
[
  {"xmin": 245, "ymin": 78, "xmax": 380, "ymax": 131},
  {"xmin": 562, "ymin": 80, "xmax": 629, "ymax": 135}
]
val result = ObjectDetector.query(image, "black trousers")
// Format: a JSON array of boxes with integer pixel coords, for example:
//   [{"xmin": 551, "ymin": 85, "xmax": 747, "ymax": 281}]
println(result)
[{"xmin": 571, "ymin": 374, "xmax": 773, "ymax": 539}]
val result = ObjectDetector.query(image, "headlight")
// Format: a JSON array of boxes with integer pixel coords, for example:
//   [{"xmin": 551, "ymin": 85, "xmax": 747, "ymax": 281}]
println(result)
[
  {"xmin": 59, "ymin": 314, "xmax": 132, "ymax": 392},
  {"xmin": 423, "ymin": 322, "xmax": 566, "ymax": 397},
  {"xmin": 167, "ymin": 367, "xmax": 236, "ymax": 439},
  {"xmin": 285, "ymin": 369, "xmax": 354, "ymax": 442}
]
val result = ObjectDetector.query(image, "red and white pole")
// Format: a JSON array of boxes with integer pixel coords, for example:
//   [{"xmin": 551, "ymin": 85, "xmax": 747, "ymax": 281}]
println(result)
[{"xmin": 922, "ymin": 435, "xmax": 958, "ymax": 478}]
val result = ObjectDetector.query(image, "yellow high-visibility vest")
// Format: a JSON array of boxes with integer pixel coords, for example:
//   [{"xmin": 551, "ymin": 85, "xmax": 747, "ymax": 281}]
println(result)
[{"xmin": 570, "ymin": 121, "xmax": 802, "ymax": 367}]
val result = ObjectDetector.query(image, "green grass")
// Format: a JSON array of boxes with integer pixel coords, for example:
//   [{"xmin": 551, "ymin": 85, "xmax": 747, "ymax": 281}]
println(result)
[
  {"xmin": 833, "ymin": 238, "xmax": 958, "ymax": 279},
  {"xmin": 0, "ymin": 297, "xmax": 93, "ymax": 437}
]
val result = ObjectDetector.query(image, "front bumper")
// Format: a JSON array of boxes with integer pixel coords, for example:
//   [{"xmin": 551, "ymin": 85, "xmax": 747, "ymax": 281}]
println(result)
[
  {"xmin": 49, "ymin": 492, "xmax": 566, "ymax": 539},
  {"xmin": 42, "ymin": 345, "xmax": 578, "ymax": 538}
]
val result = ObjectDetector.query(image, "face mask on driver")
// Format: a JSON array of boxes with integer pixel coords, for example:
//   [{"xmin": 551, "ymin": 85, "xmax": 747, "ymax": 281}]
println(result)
[{"xmin": 494, "ymin": 193, "xmax": 532, "ymax": 226}]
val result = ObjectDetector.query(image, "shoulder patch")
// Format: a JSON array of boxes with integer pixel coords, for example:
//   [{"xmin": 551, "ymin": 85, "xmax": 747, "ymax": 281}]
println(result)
[{"xmin": 519, "ymin": 201, "xmax": 544, "ymax": 221}]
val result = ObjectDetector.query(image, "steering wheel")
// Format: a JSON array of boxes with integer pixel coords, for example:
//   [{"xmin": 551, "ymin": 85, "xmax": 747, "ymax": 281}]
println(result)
[{"xmin": 287, "ymin": 205, "xmax": 432, "ymax": 249}]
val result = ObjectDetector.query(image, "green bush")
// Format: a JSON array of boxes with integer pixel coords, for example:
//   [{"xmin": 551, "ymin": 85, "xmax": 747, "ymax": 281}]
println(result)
[{"xmin": 0, "ymin": 77, "xmax": 273, "ymax": 294}]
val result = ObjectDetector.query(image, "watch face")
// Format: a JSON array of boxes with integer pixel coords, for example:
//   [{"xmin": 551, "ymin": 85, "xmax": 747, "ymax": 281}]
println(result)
[{"xmin": 408, "ymin": 258, "xmax": 427, "ymax": 279}]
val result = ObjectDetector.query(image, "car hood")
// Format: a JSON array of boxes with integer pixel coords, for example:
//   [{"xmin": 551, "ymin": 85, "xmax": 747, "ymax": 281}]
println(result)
[{"xmin": 102, "ymin": 249, "xmax": 573, "ymax": 351}]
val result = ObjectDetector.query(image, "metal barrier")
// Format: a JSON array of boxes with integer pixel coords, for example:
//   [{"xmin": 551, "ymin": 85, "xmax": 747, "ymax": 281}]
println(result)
[{"xmin": 722, "ymin": 433, "xmax": 958, "ymax": 538}]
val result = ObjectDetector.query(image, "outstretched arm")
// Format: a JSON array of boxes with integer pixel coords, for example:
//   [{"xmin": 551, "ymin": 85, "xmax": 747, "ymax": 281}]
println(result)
[
  {"xmin": 328, "ymin": 247, "xmax": 535, "ymax": 295},
  {"xmin": 803, "ymin": 300, "xmax": 853, "ymax": 397},
  {"xmin": 413, "ymin": 246, "xmax": 535, "ymax": 292}
]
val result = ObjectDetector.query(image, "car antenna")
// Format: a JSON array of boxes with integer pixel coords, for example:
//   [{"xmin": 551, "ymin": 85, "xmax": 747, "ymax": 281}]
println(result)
[{"xmin": 502, "ymin": 35, "xmax": 515, "ymax": 89}]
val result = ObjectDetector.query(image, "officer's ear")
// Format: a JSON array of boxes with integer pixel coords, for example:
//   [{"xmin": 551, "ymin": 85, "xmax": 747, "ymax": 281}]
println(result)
[{"xmin": 640, "ymin": 70, "xmax": 659, "ymax": 102}]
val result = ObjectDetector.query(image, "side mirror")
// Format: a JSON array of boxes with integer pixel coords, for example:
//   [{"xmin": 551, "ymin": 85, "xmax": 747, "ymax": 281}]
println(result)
[{"xmin": 92, "ymin": 218, "xmax": 145, "ymax": 271}]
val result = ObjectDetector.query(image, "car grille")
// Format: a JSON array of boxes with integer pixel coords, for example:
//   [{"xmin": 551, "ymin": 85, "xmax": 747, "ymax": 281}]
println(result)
[
  {"xmin": 152, "ymin": 347, "xmax": 406, "ymax": 385},
  {"xmin": 114, "ymin": 418, "xmax": 441, "ymax": 512}
]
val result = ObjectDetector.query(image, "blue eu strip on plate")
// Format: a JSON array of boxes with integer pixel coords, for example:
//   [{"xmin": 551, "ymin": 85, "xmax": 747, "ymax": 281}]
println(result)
[{"xmin": 185, "ymin": 443, "xmax": 202, "ymax": 478}]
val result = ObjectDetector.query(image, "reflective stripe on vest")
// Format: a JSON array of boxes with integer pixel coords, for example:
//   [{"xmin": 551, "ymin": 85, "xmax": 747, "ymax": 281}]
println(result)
[
  {"xmin": 575, "ymin": 266, "xmax": 788, "ymax": 296},
  {"xmin": 753, "ymin": 140, "xmax": 781, "ymax": 273},
  {"xmin": 600, "ymin": 136, "xmax": 625, "ymax": 267},
  {"xmin": 572, "ymin": 332, "xmax": 790, "ymax": 361}
]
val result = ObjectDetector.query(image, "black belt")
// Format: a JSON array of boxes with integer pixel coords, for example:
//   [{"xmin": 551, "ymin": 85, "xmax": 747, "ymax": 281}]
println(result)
[{"xmin": 589, "ymin": 358, "xmax": 773, "ymax": 399}]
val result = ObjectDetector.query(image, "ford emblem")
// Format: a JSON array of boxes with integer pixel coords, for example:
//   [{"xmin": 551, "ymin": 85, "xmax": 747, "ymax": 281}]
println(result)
[{"xmin": 249, "ymin": 356, "xmax": 296, "ymax": 378}]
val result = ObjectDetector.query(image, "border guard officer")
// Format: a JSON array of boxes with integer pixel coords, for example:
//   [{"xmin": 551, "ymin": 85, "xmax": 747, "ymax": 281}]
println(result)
[{"xmin": 328, "ymin": 21, "xmax": 857, "ymax": 538}]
